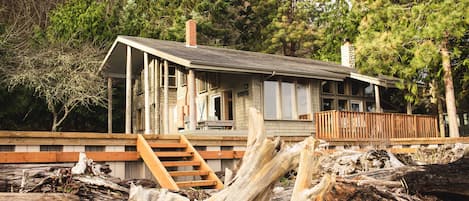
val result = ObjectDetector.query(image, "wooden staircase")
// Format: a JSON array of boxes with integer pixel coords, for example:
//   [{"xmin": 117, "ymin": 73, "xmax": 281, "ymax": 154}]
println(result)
[{"xmin": 136, "ymin": 134, "xmax": 223, "ymax": 191}]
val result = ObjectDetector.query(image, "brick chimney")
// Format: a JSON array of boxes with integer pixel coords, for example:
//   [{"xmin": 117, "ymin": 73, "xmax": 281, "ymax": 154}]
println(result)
[
  {"xmin": 185, "ymin": 20, "xmax": 197, "ymax": 48},
  {"xmin": 341, "ymin": 39, "xmax": 355, "ymax": 68}
]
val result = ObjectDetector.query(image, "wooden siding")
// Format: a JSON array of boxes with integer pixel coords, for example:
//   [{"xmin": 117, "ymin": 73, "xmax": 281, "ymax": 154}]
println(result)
[
  {"xmin": 264, "ymin": 120, "xmax": 314, "ymax": 136},
  {"xmin": 315, "ymin": 110, "xmax": 439, "ymax": 139}
]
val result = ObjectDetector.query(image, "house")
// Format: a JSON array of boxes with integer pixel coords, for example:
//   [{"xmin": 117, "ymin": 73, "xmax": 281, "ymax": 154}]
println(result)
[{"xmin": 100, "ymin": 20, "xmax": 400, "ymax": 136}]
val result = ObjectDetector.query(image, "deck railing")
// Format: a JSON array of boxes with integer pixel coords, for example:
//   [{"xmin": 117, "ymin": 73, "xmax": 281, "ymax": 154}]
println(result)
[{"xmin": 315, "ymin": 110, "xmax": 439, "ymax": 139}]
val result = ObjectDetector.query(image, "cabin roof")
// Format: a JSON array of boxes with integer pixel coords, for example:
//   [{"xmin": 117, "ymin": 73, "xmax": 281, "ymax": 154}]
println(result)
[
  {"xmin": 100, "ymin": 36, "xmax": 398, "ymax": 87},
  {"xmin": 100, "ymin": 36, "xmax": 358, "ymax": 81}
]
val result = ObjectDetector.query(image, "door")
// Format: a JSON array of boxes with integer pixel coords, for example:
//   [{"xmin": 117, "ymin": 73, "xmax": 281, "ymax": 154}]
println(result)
[
  {"xmin": 210, "ymin": 95, "xmax": 221, "ymax": 120},
  {"xmin": 350, "ymin": 100, "xmax": 363, "ymax": 112}
]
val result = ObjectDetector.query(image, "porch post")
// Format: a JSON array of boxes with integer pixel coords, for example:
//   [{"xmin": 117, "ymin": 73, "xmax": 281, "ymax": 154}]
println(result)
[
  {"xmin": 154, "ymin": 59, "xmax": 160, "ymax": 133},
  {"xmin": 107, "ymin": 77, "xmax": 112, "ymax": 133},
  {"xmin": 292, "ymin": 80, "xmax": 298, "ymax": 119},
  {"xmin": 125, "ymin": 46, "xmax": 132, "ymax": 134},
  {"xmin": 374, "ymin": 84, "xmax": 382, "ymax": 113},
  {"xmin": 188, "ymin": 69, "xmax": 197, "ymax": 130},
  {"xmin": 143, "ymin": 52, "xmax": 151, "ymax": 134},
  {"xmin": 163, "ymin": 60, "xmax": 169, "ymax": 134}
]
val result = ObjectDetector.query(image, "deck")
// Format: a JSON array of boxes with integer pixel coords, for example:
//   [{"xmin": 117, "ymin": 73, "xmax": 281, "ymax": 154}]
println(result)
[{"xmin": 315, "ymin": 110, "xmax": 440, "ymax": 139}]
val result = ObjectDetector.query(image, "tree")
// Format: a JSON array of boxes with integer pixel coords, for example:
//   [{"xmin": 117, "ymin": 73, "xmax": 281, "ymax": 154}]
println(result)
[
  {"xmin": 312, "ymin": 0, "xmax": 360, "ymax": 62},
  {"xmin": 1, "ymin": 44, "xmax": 107, "ymax": 131},
  {"xmin": 354, "ymin": 0, "xmax": 468, "ymax": 137},
  {"xmin": 262, "ymin": 0, "xmax": 319, "ymax": 57}
]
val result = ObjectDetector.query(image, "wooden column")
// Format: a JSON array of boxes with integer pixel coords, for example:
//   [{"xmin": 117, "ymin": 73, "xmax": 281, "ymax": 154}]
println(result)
[
  {"xmin": 276, "ymin": 80, "xmax": 282, "ymax": 119},
  {"xmin": 107, "ymin": 77, "xmax": 112, "ymax": 134},
  {"xmin": 188, "ymin": 69, "xmax": 197, "ymax": 130},
  {"xmin": 149, "ymin": 58, "xmax": 155, "ymax": 134},
  {"xmin": 143, "ymin": 52, "xmax": 151, "ymax": 134},
  {"xmin": 154, "ymin": 60, "xmax": 160, "ymax": 134},
  {"xmin": 291, "ymin": 80, "xmax": 298, "ymax": 120},
  {"xmin": 125, "ymin": 46, "xmax": 132, "ymax": 134},
  {"xmin": 163, "ymin": 60, "xmax": 169, "ymax": 134},
  {"xmin": 374, "ymin": 84, "xmax": 382, "ymax": 113}
]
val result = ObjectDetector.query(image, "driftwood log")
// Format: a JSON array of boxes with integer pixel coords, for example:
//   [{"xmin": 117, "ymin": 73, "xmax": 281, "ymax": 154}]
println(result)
[{"xmin": 207, "ymin": 108, "xmax": 316, "ymax": 201}]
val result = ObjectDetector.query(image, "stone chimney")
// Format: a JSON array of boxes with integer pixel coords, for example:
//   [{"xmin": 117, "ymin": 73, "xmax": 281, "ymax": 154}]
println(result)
[
  {"xmin": 341, "ymin": 39, "xmax": 355, "ymax": 68},
  {"xmin": 185, "ymin": 20, "xmax": 197, "ymax": 48}
]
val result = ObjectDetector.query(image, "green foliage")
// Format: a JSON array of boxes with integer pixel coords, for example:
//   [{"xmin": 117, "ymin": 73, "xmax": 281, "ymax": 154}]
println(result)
[
  {"xmin": 47, "ymin": 0, "xmax": 118, "ymax": 46},
  {"xmin": 262, "ymin": 0, "xmax": 318, "ymax": 57},
  {"xmin": 354, "ymin": 0, "xmax": 468, "ymax": 106},
  {"xmin": 313, "ymin": 0, "xmax": 360, "ymax": 62}
]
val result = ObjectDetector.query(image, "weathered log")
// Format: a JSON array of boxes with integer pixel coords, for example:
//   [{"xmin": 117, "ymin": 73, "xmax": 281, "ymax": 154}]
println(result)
[
  {"xmin": 128, "ymin": 184, "xmax": 188, "ymax": 201},
  {"xmin": 290, "ymin": 137, "xmax": 318, "ymax": 201},
  {"xmin": 208, "ymin": 108, "xmax": 313, "ymax": 201},
  {"xmin": 0, "ymin": 193, "xmax": 80, "ymax": 201}
]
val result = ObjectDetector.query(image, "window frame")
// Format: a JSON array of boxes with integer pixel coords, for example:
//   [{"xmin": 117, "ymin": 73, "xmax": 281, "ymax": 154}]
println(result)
[
  {"xmin": 263, "ymin": 79, "xmax": 311, "ymax": 120},
  {"xmin": 160, "ymin": 63, "xmax": 177, "ymax": 88}
]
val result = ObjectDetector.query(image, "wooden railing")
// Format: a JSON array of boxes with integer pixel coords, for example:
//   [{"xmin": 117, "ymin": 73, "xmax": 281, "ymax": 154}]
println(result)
[{"xmin": 315, "ymin": 110, "xmax": 439, "ymax": 139}]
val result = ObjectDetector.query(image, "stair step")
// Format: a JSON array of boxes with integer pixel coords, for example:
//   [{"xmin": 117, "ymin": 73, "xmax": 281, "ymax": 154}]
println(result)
[
  {"xmin": 162, "ymin": 161, "xmax": 200, "ymax": 167},
  {"xmin": 169, "ymin": 170, "xmax": 209, "ymax": 177},
  {"xmin": 176, "ymin": 180, "xmax": 217, "ymax": 188},
  {"xmin": 149, "ymin": 143, "xmax": 187, "ymax": 148},
  {"xmin": 155, "ymin": 152, "xmax": 192, "ymax": 157}
]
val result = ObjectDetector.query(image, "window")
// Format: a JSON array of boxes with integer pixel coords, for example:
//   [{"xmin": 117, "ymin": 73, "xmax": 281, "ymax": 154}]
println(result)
[
  {"xmin": 0, "ymin": 145, "xmax": 14, "ymax": 152},
  {"xmin": 160, "ymin": 64, "xmax": 177, "ymax": 87},
  {"xmin": 321, "ymin": 81, "xmax": 333, "ymax": 93},
  {"xmin": 364, "ymin": 84, "xmax": 373, "ymax": 97},
  {"xmin": 208, "ymin": 73, "xmax": 219, "ymax": 89},
  {"xmin": 351, "ymin": 81, "xmax": 363, "ymax": 96},
  {"xmin": 197, "ymin": 72, "xmax": 208, "ymax": 93},
  {"xmin": 40, "ymin": 145, "xmax": 63, "ymax": 152},
  {"xmin": 297, "ymin": 83, "xmax": 308, "ymax": 117},
  {"xmin": 179, "ymin": 69, "xmax": 187, "ymax": 87},
  {"xmin": 264, "ymin": 80, "xmax": 311, "ymax": 120},
  {"xmin": 322, "ymin": 99, "xmax": 334, "ymax": 111},
  {"xmin": 282, "ymin": 82, "xmax": 294, "ymax": 119},
  {"xmin": 263, "ymin": 81, "xmax": 278, "ymax": 119},
  {"xmin": 337, "ymin": 81, "xmax": 345, "ymax": 94},
  {"xmin": 338, "ymin": 100, "xmax": 348, "ymax": 111},
  {"xmin": 85, "ymin": 146, "xmax": 105, "ymax": 152},
  {"xmin": 366, "ymin": 101, "xmax": 375, "ymax": 112}
]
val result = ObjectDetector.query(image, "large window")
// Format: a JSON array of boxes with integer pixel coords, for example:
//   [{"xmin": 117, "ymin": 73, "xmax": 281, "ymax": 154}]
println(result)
[
  {"xmin": 264, "ymin": 80, "xmax": 310, "ymax": 120},
  {"xmin": 263, "ymin": 81, "xmax": 278, "ymax": 119}
]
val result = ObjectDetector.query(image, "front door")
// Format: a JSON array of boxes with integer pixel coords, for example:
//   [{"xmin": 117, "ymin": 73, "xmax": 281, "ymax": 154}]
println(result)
[
  {"xmin": 350, "ymin": 100, "xmax": 363, "ymax": 112},
  {"xmin": 210, "ymin": 95, "xmax": 221, "ymax": 120}
]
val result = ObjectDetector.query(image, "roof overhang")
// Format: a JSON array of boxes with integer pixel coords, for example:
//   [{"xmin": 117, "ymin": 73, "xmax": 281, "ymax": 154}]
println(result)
[{"xmin": 349, "ymin": 72, "xmax": 399, "ymax": 88}]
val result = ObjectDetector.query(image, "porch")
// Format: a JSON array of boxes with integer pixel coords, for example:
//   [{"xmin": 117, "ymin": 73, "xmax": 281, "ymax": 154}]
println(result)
[{"xmin": 315, "ymin": 110, "xmax": 440, "ymax": 139}]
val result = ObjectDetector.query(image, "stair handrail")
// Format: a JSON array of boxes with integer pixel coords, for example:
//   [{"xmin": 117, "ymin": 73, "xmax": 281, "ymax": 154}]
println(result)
[{"xmin": 180, "ymin": 135, "xmax": 224, "ymax": 189}]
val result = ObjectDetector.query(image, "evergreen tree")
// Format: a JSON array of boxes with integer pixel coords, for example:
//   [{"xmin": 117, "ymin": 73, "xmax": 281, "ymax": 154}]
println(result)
[{"xmin": 354, "ymin": 0, "xmax": 468, "ymax": 137}]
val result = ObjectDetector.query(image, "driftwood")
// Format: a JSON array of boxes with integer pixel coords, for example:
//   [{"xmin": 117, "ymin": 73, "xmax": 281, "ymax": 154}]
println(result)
[
  {"xmin": 0, "ymin": 154, "xmax": 132, "ymax": 200},
  {"xmin": 0, "ymin": 193, "xmax": 80, "ymax": 201},
  {"xmin": 207, "ymin": 108, "xmax": 315, "ymax": 201},
  {"xmin": 128, "ymin": 183, "xmax": 189, "ymax": 201},
  {"xmin": 290, "ymin": 137, "xmax": 319, "ymax": 201}
]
